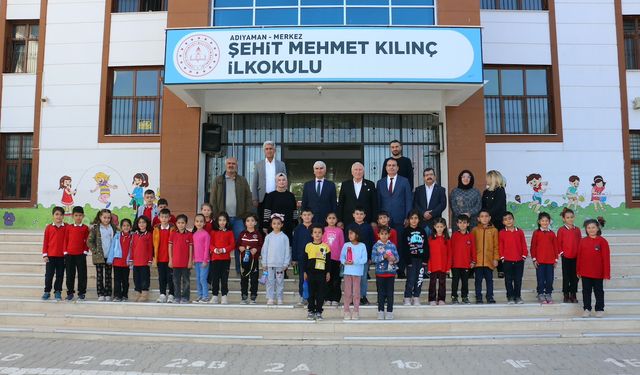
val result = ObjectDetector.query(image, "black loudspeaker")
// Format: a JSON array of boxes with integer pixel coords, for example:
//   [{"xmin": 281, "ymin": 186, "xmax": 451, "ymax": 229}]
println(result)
[{"xmin": 201, "ymin": 123, "xmax": 222, "ymax": 153}]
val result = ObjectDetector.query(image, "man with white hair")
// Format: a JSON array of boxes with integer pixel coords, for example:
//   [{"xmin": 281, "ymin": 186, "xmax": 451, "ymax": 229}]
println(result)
[
  {"xmin": 337, "ymin": 162, "xmax": 377, "ymax": 228},
  {"xmin": 301, "ymin": 161, "xmax": 337, "ymax": 224},
  {"xmin": 252, "ymin": 141, "xmax": 286, "ymax": 226}
]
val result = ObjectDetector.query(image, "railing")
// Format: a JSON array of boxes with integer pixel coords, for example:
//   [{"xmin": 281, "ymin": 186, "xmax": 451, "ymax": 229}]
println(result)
[
  {"xmin": 484, "ymin": 96, "xmax": 551, "ymax": 134},
  {"xmin": 481, "ymin": 0, "xmax": 548, "ymax": 11},
  {"xmin": 113, "ymin": 0, "xmax": 167, "ymax": 12}
]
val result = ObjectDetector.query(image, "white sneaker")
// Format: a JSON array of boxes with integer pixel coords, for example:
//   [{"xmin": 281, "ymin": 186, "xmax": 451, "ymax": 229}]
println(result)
[
  {"xmin": 429, "ymin": 301, "xmax": 437, "ymax": 306},
  {"xmin": 211, "ymin": 295, "xmax": 219, "ymax": 304},
  {"xmin": 296, "ymin": 297, "xmax": 305, "ymax": 306},
  {"xmin": 385, "ymin": 312, "xmax": 394, "ymax": 320},
  {"xmin": 352, "ymin": 312, "xmax": 359, "ymax": 320},
  {"xmin": 221, "ymin": 295, "xmax": 228, "ymax": 304},
  {"xmin": 267, "ymin": 299, "xmax": 275, "ymax": 305},
  {"xmin": 595, "ymin": 311, "xmax": 604, "ymax": 318},
  {"xmin": 167, "ymin": 295, "xmax": 175, "ymax": 304},
  {"xmin": 277, "ymin": 298, "xmax": 283, "ymax": 305},
  {"xmin": 377, "ymin": 311, "xmax": 385, "ymax": 320},
  {"xmin": 344, "ymin": 312, "xmax": 351, "ymax": 320},
  {"xmin": 582, "ymin": 309, "xmax": 591, "ymax": 318},
  {"xmin": 157, "ymin": 294, "xmax": 166, "ymax": 303},
  {"xmin": 403, "ymin": 298, "xmax": 411, "ymax": 306},
  {"xmin": 412, "ymin": 297, "xmax": 421, "ymax": 306},
  {"xmin": 105, "ymin": 296, "xmax": 111, "ymax": 302},
  {"xmin": 98, "ymin": 296, "xmax": 105, "ymax": 302}
]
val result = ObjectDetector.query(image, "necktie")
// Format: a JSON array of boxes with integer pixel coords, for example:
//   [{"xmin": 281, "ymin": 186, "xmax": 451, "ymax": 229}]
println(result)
[
  {"xmin": 389, "ymin": 177, "xmax": 394, "ymax": 195},
  {"xmin": 316, "ymin": 180, "xmax": 322, "ymax": 195}
]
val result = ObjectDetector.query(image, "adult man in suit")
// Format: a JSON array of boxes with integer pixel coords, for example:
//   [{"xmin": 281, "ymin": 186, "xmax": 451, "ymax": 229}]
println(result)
[
  {"xmin": 252, "ymin": 141, "xmax": 286, "ymax": 226},
  {"xmin": 377, "ymin": 158, "xmax": 413, "ymax": 277},
  {"xmin": 413, "ymin": 167, "xmax": 447, "ymax": 235},
  {"xmin": 337, "ymin": 162, "xmax": 377, "ymax": 228},
  {"xmin": 301, "ymin": 161, "xmax": 337, "ymax": 224},
  {"xmin": 381, "ymin": 140, "xmax": 415, "ymax": 190}
]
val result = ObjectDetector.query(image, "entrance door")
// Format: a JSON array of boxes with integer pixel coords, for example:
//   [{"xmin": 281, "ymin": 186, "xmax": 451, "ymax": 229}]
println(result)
[{"xmin": 282, "ymin": 144, "xmax": 363, "ymax": 200}]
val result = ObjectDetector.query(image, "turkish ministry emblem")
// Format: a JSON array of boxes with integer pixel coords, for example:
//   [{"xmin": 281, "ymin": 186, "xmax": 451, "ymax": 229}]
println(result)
[{"xmin": 175, "ymin": 34, "xmax": 220, "ymax": 77}]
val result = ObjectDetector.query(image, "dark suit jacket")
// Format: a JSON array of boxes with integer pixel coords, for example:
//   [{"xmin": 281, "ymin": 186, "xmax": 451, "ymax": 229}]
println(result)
[
  {"xmin": 376, "ymin": 175, "xmax": 413, "ymax": 227},
  {"xmin": 413, "ymin": 183, "xmax": 447, "ymax": 227},
  {"xmin": 337, "ymin": 179, "xmax": 378, "ymax": 227},
  {"xmin": 301, "ymin": 179, "xmax": 337, "ymax": 224}
]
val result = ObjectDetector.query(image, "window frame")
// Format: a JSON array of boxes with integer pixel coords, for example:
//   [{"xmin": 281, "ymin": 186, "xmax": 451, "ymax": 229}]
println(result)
[
  {"xmin": 624, "ymin": 16, "xmax": 640, "ymax": 70},
  {"xmin": 112, "ymin": 0, "xmax": 168, "ymax": 12},
  {"xmin": 631, "ymin": 131, "xmax": 640, "ymax": 202},
  {"xmin": 0, "ymin": 133, "xmax": 33, "ymax": 201},
  {"xmin": 480, "ymin": 0, "xmax": 548, "ymax": 11},
  {"xmin": 105, "ymin": 66, "xmax": 164, "ymax": 137},
  {"xmin": 4, "ymin": 21, "xmax": 39, "ymax": 74}
]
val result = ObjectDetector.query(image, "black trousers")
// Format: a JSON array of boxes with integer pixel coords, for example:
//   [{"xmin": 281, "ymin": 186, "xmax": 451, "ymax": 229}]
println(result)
[
  {"xmin": 582, "ymin": 277, "xmax": 605, "ymax": 312},
  {"xmin": 210, "ymin": 260, "xmax": 230, "ymax": 296},
  {"xmin": 173, "ymin": 268, "xmax": 190, "ymax": 300},
  {"xmin": 327, "ymin": 259, "xmax": 342, "ymax": 303},
  {"xmin": 428, "ymin": 271, "xmax": 447, "ymax": 302},
  {"xmin": 157, "ymin": 262, "xmax": 174, "ymax": 296},
  {"xmin": 44, "ymin": 256, "xmax": 65, "ymax": 293},
  {"xmin": 95, "ymin": 262, "xmax": 112, "ymax": 297},
  {"xmin": 503, "ymin": 260, "xmax": 524, "ymax": 300},
  {"xmin": 133, "ymin": 265, "xmax": 150, "ymax": 292},
  {"xmin": 65, "ymin": 254, "xmax": 87, "ymax": 295},
  {"xmin": 376, "ymin": 276, "xmax": 395, "ymax": 312},
  {"xmin": 113, "ymin": 266, "xmax": 130, "ymax": 299},
  {"xmin": 240, "ymin": 259, "xmax": 259, "ymax": 299},
  {"xmin": 451, "ymin": 268, "xmax": 470, "ymax": 298},
  {"xmin": 307, "ymin": 271, "xmax": 327, "ymax": 314},
  {"xmin": 562, "ymin": 257, "xmax": 579, "ymax": 294}
]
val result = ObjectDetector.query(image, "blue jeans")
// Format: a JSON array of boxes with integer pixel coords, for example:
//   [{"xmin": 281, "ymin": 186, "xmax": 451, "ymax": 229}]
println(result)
[
  {"xmin": 361, "ymin": 263, "xmax": 369, "ymax": 298},
  {"xmin": 536, "ymin": 263, "xmax": 554, "ymax": 295},
  {"xmin": 229, "ymin": 216, "xmax": 245, "ymax": 274},
  {"xmin": 404, "ymin": 257, "xmax": 425, "ymax": 298},
  {"xmin": 474, "ymin": 266, "xmax": 494, "ymax": 300},
  {"xmin": 195, "ymin": 262, "xmax": 209, "ymax": 299},
  {"xmin": 297, "ymin": 261, "xmax": 306, "ymax": 298}
]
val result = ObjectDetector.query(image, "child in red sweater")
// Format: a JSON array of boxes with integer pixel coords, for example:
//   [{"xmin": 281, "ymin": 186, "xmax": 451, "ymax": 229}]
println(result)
[
  {"xmin": 201, "ymin": 203, "xmax": 215, "ymax": 232},
  {"xmin": 450, "ymin": 214, "xmax": 476, "ymax": 304},
  {"xmin": 129, "ymin": 216, "xmax": 153, "ymax": 302},
  {"xmin": 64, "ymin": 206, "xmax": 89, "ymax": 301},
  {"xmin": 557, "ymin": 208, "xmax": 581, "ymax": 303},
  {"xmin": 577, "ymin": 218, "xmax": 610, "ymax": 318},
  {"xmin": 169, "ymin": 215, "xmax": 194, "ymax": 304},
  {"xmin": 153, "ymin": 209, "xmax": 176, "ymax": 303},
  {"xmin": 210, "ymin": 212, "xmax": 235, "ymax": 304},
  {"xmin": 238, "ymin": 214, "xmax": 264, "ymax": 304},
  {"xmin": 42, "ymin": 206, "xmax": 67, "ymax": 301},
  {"xmin": 428, "ymin": 218, "xmax": 450, "ymax": 306},
  {"xmin": 109, "ymin": 218, "xmax": 133, "ymax": 302},
  {"xmin": 531, "ymin": 212, "xmax": 559, "ymax": 304},
  {"xmin": 499, "ymin": 212, "xmax": 528, "ymax": 304}
]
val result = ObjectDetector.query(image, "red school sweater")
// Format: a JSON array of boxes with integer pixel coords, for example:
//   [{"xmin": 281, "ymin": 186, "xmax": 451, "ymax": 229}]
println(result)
[
  {"xmin": 450, "ymin": 231, "xmax": 476, "ymax": 269},
  {"xmin": 577, "ymin": 236, "xmax": 611, "ymax": 279},
  {"xmin": 210, "ymin": 229, "xmax": 235, "ymax": 261},
  {"xmin": 557, "ymin": 225, "xmax": 581, "ymax": 259},
  {"xmin": 428, "ymin": 235, "xmax": 450, "ymax": 273},
  {"xmin": 131, "ymin": 231, "xmax": 153, "ymax": 266},
  {"xmin": 238, "ymin": 230, "xmax": 264, "ymax": 260},
  {"xmin": 499, "ymin": 228, "xmax": 528, "ymax": 262},
  {"xmin": 113, "ymin": 232, "xmax": 133, "ymax": 268},
  {"xmin": 43, "ymin": 223, "xmax": 66, "ymax": 258},
  {"xmin": 530, "ymin": 229, "xmax": 559, "ymax": 265},
  {"xmin": 64, "ymin": 224, "xmax": 90, "ymax": 256}
]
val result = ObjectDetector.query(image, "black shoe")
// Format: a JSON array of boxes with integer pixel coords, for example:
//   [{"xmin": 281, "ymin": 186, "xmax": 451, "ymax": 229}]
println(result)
[
  {"xmin": 451, "ymin": 296, "xmax": 459, "ymax": 304},
  {"xmin": 462, "ymin": 297, "xmax": 471, "ymax": 304},
  {"xmin": 487, "ymin": 297, "xmax": 496, "ymax": 304},
  {"xmin": 360, "ymin": 297, "xmax": 370, "ymax": 306},
  {"xmin": 497, "ymin": 272, "xmax": 505, "ymax": 279},
  {"xmin": 476, "ymin": 298, "xmax": 484, "ymax": 304}
]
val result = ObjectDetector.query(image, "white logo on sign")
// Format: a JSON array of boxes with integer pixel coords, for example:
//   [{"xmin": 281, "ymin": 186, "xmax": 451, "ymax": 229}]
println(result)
[{"xmin": 175, "ymin": 34, "xmax": 220, "ymax": 77}]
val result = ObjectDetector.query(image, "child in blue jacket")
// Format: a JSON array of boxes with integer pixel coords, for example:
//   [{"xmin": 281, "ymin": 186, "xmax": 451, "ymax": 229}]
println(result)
[{"xmin": 372, "ymin": 226, "xmax": 400, "ymax": 320}]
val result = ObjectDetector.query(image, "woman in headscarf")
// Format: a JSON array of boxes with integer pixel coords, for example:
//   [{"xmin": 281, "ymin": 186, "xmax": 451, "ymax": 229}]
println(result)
[
  {"xmin": 261, "ymin": 172, "xmax": 298, "ymax": 240},
  {"xmin": 449, "ymin": 170, "xmax": 482, "ymax": 231}
]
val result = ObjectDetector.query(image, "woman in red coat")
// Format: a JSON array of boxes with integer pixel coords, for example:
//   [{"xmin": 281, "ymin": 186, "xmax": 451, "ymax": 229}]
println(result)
[{"xmin": 577, "ymin": 218, "xmax": 610, "ymax": 318}]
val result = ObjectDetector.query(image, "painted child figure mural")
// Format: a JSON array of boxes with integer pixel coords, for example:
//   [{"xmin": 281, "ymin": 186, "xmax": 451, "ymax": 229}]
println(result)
[
  {"xmin": 526, "ymin": 173, "xmax": 547, "ymax": 213},
  {"xmin": 90, "ymin": 172, "xmax": 118, "ymax": 209}
]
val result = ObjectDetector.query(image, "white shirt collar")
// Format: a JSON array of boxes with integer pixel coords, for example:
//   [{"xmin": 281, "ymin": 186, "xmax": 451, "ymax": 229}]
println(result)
[{"xmin": 160, "ymin": 223, "xmax": 171, "ymax": 230}]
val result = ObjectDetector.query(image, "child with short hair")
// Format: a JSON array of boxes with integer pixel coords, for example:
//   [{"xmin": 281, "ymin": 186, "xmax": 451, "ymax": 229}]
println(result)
[
  {"xmin": 152, "ymin": 198, "xmax": 177, "ymax": 227},
  {"xmin": 373, "ymin": 211, "xmax": 398, "ymax": 247},
  {"xmin": 499, "ymin": 211, "xmax": 528, "ymax": 304},
  {"xmin": 292, "ymin": 209, "xmax": 313, "ymax": 305},
  {"xmin": 371, "ymin": 226, "xmax": 399, "ymax": 320},
  {"xmin": 169, "ymin": 215, "xmax": 193, "ymax": 304},
  {"xmin": 304, "ymin": 225, "xmax": 331, "ymax": 320},
  {"xmin": 201, "ymin": 203, "xmax": 215, "ymax": 232},
  {"xmin": 450, "ymin": 214, "xmax": 476, "ymax": 304},
  {"xmin": 472, "ymin": 210, "xmax": 499, "ymax": 304},
  {"xmin": 531, "ymin": 212, "xmax": 559, "ymax": 304},
  {"xmin": 87, "ymin": 209, "xmax": 117, "ymax": 301},
  {"xmin": 578, "ymin": 218, "xmax": 610, "ymax": 318},
  {"xmin": 136, "ymin": 189, "xmax": 158, "ymax": 222},
  {"xmin": 129, "ymin": 216, "xmax": 153, "ymax": 302},
  {"xmin": 346, "ymin": 207, "xmax": 375, "ymax": 306},
  {"xmin": 557, "ymin": 208, "xmax": 581, "ymax": 303},
  {"xmin": 428, "ymin": 218, "xmax": 450, "ymax": 306},
  {"xmin": 238, "ymin": 214, "xmax": 264, "ymax": 304},
  {"xmin": 64, "ymin": 206, "xmax": 89, "ymax": 302},
  {"xmin": 322, "ymin": 212, "xmax": 344, "ymax": 306},
  {"xmin": 210, "ymin": 212, "xmax": 235, "ymax": 304},
  {"xmin": 403, "ymin": 210, "xmax": 429, "ymax": 306},
  {"xmin": 42, "ymin": 206, "xmax": 67, "ymax": 301},
  {"xmin": 107, "ymin": 218, "xmax": 133, "ymax": 302},
  {"xmin": 153, "ymin": 208, "xmax": 176, "ymax": 303},
  {"xmin": 262, "ymin": 215, "xmax": 291, "ymax": 305},
  {"xmin": 192, "ymin": 214, "xmax": 211, "ymax": 303}
]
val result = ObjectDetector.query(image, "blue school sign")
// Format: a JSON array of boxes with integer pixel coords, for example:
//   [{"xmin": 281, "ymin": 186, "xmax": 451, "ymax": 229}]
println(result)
[{"xmin": 164, "ymin": 26, "xmax": 483, "ymax": 85}]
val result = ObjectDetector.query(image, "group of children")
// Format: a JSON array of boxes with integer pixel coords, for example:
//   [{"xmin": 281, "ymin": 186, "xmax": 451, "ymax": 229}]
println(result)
[{"xmin": 41, "ymin": 189, "xmax": 611, "ymax": 319}]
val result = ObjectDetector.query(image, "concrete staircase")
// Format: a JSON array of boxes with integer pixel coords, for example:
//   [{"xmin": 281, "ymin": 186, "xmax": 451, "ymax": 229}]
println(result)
[{"xmin": 1, "ymin": 230, "xmax": 640, "ymax": 346}]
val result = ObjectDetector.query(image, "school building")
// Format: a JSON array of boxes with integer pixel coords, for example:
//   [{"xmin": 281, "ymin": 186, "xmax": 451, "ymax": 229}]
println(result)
[{"xmin": 0, "ymin": 0, "xmax": 639, "ymax": 229}]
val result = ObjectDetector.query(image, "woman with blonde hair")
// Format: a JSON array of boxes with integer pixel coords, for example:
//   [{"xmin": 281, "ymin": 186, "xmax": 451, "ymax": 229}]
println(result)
[{"xmin": 482, "ymin": 170, "xmax": 507, "ymax": 278}]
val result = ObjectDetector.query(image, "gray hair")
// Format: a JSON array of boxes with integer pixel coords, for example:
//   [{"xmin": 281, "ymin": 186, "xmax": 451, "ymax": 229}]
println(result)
[
  {"xmin": 313, "ymin": 161, "xmax": 327, "ymax": 169},
  {"xmin": 351, "ymin": 162, "xmax": 364, "ymax": 171},
  {"xmin": 263, "ymin": 140, "xmax": 276, "ymax": 149}
]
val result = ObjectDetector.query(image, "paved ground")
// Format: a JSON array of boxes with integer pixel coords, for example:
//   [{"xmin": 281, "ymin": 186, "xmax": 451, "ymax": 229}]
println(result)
[{"xmin": 0, "ymin": 337, "xmax": 639, "ymax": 374}]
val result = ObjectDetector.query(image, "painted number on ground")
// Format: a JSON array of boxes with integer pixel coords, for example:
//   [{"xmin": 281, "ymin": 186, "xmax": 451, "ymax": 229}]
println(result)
[
  {"xmin": 504, "ymin": 360, "xmax": 532, "ymax": 369},
  {"xmin": 391, "ymin": 360, "xmax": 423, "ymax": 369},
  {"xmin": 264, "ymin": 363, "xmax": 311, "ymax": 372},
  {"xmin": 0, "ymin": 353, "xmax": 23, "ymax": 362},
  {"xmin": 100, "ymin": 359, "xmax": 134, "ymax": 367},
  {"xmin": 165, "ymin": 359, "xmax": 227, "ymax": 369},
  {"xmin": 605, "ymin": 358, "xmax": 640, "ymax": 368},
  {"xmin": 70, "ymin": 356, "xmax": 95, "ymax": 365}
]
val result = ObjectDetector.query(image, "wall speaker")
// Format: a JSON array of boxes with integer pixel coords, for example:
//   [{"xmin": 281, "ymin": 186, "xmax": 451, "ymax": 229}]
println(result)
[{"xmin": 201, "ymin": 123, "xmax": 222, "ymax": 153}]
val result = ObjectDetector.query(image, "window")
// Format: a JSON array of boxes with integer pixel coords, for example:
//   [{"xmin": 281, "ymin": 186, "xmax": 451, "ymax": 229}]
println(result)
[
  {"xmin": 113, "ymin": 0, "xmax": 167, "ymax": 12},
  {"xmin": 481, "ymin": 0, "xmax": 548, "ymax": 10},
  {"xmin": 5, "ymin": 22, "xmax": 39, "ymax": 73},
  {"xmin": 211, "ymin": 0, "xmax": 436, "ymax": 26},
  {"xmin": 107, "ymin": 68, "xmax": 163, "ymax": 135},
  {"xmin": 484, "ymin": 66, "xmax": 553, "ymax": 135},
  {"xmin": 0, "ymin": 134, "xmax": 33, "ymax": 200},
  {"xmin": 624, "ymin": 16, "xmax": 640, "ymax": 69},
  {"xmin": 632, "ymin": 131, "xmax": 640, "ymax": 201}
]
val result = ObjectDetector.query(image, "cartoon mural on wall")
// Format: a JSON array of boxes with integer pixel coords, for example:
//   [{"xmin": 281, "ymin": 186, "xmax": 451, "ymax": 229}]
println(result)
[
  {"xmin": 90, "ymin": 172, "xmax": 119, "ymax": 209},
  {"xmin": 564, "ymin": 175, "xmax": 583, "ymax": 211},
  {"xmin": 129, "ymin": 173, "xmax": 149, "ymax": 211},
  {"xmin": 591, "ymin": 175, "xmax": 607, "ymax": 211},
  {"xmin": 3, "ymin": 212, "xmax": 15, "ymax": 226},
  {"xmin": 58, "ymin": 175, "xmax": 77, "ymax": 213},
  {"xmin": 526, "ymin": 173, "xmax": 548, "ymax": 213}
]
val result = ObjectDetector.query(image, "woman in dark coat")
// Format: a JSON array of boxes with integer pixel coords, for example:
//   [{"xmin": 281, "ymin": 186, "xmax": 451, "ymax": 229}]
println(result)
[
  {"xmin": 449, "ymin": 170, "xmax": 482, "ymax": 231},
  {"xmin": 261, "ymin": 172, "xmax": 297, "ymax": 240}
]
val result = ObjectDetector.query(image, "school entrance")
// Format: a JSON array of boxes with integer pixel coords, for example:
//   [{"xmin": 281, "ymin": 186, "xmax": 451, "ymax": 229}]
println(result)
[{"xmin": 204, "ymin": 113, "xmax": 442, "ymax": 202}]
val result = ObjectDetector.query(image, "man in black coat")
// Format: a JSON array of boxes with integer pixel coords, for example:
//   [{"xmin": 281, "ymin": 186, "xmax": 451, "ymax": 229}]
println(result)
[
  {"xmin": 337, "ymin": 162, "xmax": 378, "ymax": 228},
  {"xmin": 381, "ymin": 140, "xmax": 415, "ymax": 190},
  {"xmin": 301, "ymin": 161, "xmax": 337, "ymax": 224},
  {"xmin": 413, "ymin": 167, "xmax": 447, "ymax": 235}
]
